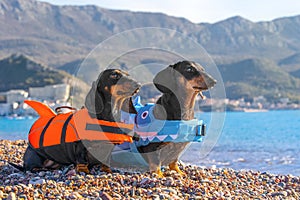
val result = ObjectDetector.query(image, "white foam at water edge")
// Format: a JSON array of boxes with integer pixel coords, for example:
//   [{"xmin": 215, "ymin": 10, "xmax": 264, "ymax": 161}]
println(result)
[{"xmin": 233, "ymin": 158, "xmax": 246, "ymax": 162}]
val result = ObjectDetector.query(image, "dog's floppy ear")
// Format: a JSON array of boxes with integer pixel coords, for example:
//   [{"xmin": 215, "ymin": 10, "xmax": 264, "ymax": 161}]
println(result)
[
  {"xmin": 121, "ymin": 97, "xmax": 137, "ymax": 114},
  {"xmin": 153, "ymin": 65, "xmax": 177, "ymax": 93},
  {"xmin": 85, "ymin": 81, "xmax": 104, "ymax": 114}
]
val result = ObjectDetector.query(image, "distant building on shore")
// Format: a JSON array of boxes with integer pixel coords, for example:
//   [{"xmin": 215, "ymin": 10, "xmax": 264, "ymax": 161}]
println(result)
[
  {"xmin": 0, "ymin": 103, "xmax": 11, "ymax": 115},
  {"xmin": 6, "ymin": 90, "xmax": 29, "ymax": 104},
  {"xmin": 29, "ymin": 84, "xmax": 70, "ymax": 102},
  {"xmin": 0, "ymin": 84, "xmax": 70, "ymax": 116}
]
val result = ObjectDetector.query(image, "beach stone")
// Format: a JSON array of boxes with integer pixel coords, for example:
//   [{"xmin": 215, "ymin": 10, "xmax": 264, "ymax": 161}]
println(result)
[
  {"xmin": 66, "ymin": 169, "xmax": 76, "ymax": 176},
  {"xmin": 29, "ymin": 178, "xmax": 45, "ymax": 185},
  {"xmin": 151, "ymin": 194, "xmax": 160, "ymax": 200},
  {"xmin": 277, "ymin": 182, "xmax": 286, "ymax": 188},
  {"xmin": 112, "ymin": 193, "xmax": 122, "ymax": 199},
  {"xmin": 99, "ymin": 192, "xmax": 113, "ymax": 200},
  {"xmin": 161, "ymin": 188, "xmax": 177, "ymax": 195},
  {"xmin": 70, "ymin": 192, "xmax": 83, "ymax": 199},
  {"xmin": 7, "ymin": 192, "xmax": 16, "ymax": 200},
  {"xmin": 18, "ymin": 194, "xmax": 28, "ymax": 200},
  {"xmin": 271, "ymin": 192, "xmax": 286, "ymax": 197},
  {"xmin": 281, "ymin": 191, "xmax": 288, "ymax": 197},
  {"xmin": 165, "ymin": 177, "xmax": 174, "ymax": 186},
  {"xmin": 140, "ymin": 177, "xmax": 150, "ymax": 185},
  {"xmin": 159, "ymin": 193, "xmax": 170, "ymax": 199},
  {"xmin": 8, "ymin": 173, "xmax": 24, "ymax": 178},
  {"xmin": 38, "ymin": 171, "xmax": 45, "ymax": 177}
]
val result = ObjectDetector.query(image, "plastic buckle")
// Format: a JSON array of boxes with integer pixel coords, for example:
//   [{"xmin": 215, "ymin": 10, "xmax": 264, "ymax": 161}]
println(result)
[
  {"xmin": 201, "ymin": 124, "xmax": 206, "ymax": 136},
  {"xmin": 196, "ymin": 124, "xmax": 206, "ymax": 136}
]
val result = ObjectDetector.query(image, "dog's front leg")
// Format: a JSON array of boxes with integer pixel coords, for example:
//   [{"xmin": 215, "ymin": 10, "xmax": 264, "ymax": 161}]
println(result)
[
  {"xmin": 75, "ymin": 142, "xmax": 90, "ymax": 173},
  {"xmin": 23, "ymin": 146, "xmax": 47, "ymax": 171},
  {"xmin": 86, "ymin": 141, "xmax": 114, "ymax": 173},
  {"xmin": 145, "ymin": 150, "xmax": 164, "ymax": 178}
]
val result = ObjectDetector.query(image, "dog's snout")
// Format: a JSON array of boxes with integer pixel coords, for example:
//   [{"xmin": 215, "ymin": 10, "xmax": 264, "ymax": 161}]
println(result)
[
  {"xmin": 123, "ymin": 79, "xmax": 141, "ymax": 90},
  {"xmin": 202, "ymin": 73, "xmax": 216, "ymax": 88},
  {"xmin": 210, "ymin": 78, "xmax": 217, "ymax": 85}
]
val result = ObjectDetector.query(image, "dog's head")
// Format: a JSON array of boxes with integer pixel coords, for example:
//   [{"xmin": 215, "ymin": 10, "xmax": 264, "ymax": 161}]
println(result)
[
  {"xmin": 85, "ymin": 69, "xmax": 140, "ymax": 115},
  {"xmin": 153, "ymin": 60, "xmax": 216, "ymax": 96}
]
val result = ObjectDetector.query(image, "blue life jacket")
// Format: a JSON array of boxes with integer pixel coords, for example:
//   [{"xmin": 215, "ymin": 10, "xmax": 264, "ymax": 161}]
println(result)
[
  {"xmin": 120, "ymin": 96, "xmax": 205, "ymax": 147},
  {"xmin": 113, "ymin": 96, "xmax": 206, "ymax": 168}
]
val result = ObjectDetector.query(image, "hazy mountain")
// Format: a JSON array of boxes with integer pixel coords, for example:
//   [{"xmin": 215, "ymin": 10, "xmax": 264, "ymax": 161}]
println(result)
[
  {"xmin": 219, "ymin": 58, "xmax": 300, "ymax": 101},
  {"xmin": 279, "ymin": 53, "xmax": 300, "ymax": 73},
  {"xmin": 0, "ymin": 54, "xmax": 72, "ymax": 92},
  {"xmin": 0, "ymin": 0, "xmax": 200, "ymax": 67},
  {"xmin": 1, "ymin": 0, "xmax": 300, "ymax": 101},
  {"xmin": 58, "ymin": 59, "xmax": 83, "ymax": 75},
  {"xmin": 291, "ymin": 69, "xmax": 300, "ymax": 79},
  {"xmin": 0, "ymin": 0, "xmax": 300, "ymax": 68}
]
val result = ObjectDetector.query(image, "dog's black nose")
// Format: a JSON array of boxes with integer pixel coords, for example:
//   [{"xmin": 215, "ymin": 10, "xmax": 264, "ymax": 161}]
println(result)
[{"xmin": 212, "ymin": 79, "xmax": 217, "ymax": 85}]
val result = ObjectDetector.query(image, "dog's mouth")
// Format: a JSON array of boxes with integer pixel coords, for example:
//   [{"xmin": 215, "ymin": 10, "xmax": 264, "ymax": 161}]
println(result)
[
  {"xmin": 193, "ymin": 86, "xmax": 208, "ymax": 99},
  {"xmin": 192, "ymin": 86, "xmax": 208, "ymax": 91},
  {"xmin": 117, "ymin": 87, "xmax": 140, "ymax": 96}
]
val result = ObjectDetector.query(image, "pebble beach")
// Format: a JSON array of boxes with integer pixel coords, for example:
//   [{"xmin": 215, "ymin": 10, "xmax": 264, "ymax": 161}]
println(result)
[{"xmin": 0, "ymin": 140, "xmax": 299, "ymax": 199}]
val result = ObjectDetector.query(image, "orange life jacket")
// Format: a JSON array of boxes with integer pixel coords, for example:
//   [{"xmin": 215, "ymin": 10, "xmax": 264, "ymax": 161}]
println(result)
[{"xmin": 25, "ymin": 100, "xmax": 134, "ymax": 163}]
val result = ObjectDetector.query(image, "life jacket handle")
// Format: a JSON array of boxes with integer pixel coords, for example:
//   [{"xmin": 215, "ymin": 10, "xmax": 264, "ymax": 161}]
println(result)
[{"xmin": 55, "ymin": 106, "xmax": 77, "ymax": 114}]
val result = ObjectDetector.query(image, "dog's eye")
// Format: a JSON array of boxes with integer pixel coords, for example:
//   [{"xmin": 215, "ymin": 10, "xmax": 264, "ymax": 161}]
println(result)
[
  {"xmin": 110, "ymin": 73, "xmax": 121, "ymax": 80},
  {"xmin": 186, "ymin": 66, "xmax": 195, "ymax": 73}
]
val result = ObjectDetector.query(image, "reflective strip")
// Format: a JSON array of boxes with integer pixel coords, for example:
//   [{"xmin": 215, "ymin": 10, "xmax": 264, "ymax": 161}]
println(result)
[
  {"xmin": 85, "ymin": 123, "xmax": 132, "ymax": 135},
  {"xmin": 93, "ymin": 120, "xmax": 134, "ymax": 130}
]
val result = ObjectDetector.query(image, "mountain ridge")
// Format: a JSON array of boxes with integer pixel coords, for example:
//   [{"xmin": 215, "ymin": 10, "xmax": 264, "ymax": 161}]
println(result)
[
  {"xmin": 0, "ymin": 0, "xmax": 300, "ymax": 67},
  {"xmin": 1, "ymin": 0, "xmax": 300, "ymax": 102}
]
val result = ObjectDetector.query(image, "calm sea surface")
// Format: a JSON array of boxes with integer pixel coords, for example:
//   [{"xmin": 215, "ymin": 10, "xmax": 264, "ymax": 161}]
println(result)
[{"xmin": 0, "ymin": 110, "xmax": 299, "ymax": 176}]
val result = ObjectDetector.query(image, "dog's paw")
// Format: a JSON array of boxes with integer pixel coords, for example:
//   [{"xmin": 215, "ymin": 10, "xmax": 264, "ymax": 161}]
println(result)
[
  {"xmin": 154, "ymin": 168, "xmax": 165, "ymax": 178},
  {"xmin": 101, "ymin": 165, "xmax": 112, "ymax": 173},
  {"xmin": 76, "ymin": 164, "xmax": 90, "ymax": 174},
  {"xmin": 169, "ymin": 161, "xmax": 185, "ymax": 176}
]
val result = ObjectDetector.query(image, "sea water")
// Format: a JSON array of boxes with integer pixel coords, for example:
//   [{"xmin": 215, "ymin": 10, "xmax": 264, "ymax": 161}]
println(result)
[
  {"xmin": 182, "ymin": 110, "xmax": 300, "ymax": 176},
  {"xmin": 0, "ymin": 110, "xmax": 299, "ymax": 176}
]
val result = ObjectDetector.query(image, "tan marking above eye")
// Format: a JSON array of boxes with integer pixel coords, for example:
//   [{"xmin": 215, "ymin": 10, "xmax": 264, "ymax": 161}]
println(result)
[{"xmin": 110, "ymin": 71, "xmax": 122, "ymax": 79}]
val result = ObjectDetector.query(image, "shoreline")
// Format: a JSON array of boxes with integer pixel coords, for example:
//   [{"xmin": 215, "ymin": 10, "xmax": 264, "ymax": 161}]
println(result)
[
  {"xmin": 1, "ymin": 108, "xmax": 300, "ymax": 119},
  {"xmin": 0, "ymin": 140, "xmax": 299, "ymax": 199}
]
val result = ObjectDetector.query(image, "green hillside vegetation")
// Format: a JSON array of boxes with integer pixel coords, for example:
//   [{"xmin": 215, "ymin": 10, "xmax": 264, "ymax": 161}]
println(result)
[
  {"xmin": 279, "ymin": 53, "xmax": 300, "ymax": 72},
  {"xmin": 290, "ymin": 69, "xmax": 300, "ymax": 79},
  {"xmin": 58, "ymin": 59, "xmax": 83, "ymax": 75},
  {"xmin": 219, "ymin": 58, "xmax": 300, "ymax": 102},
  {"xmin": 0, "ymin": 54, "xmax": 72, "ymax": 92},
  {"xmin": 279, "ymin": 53, "xmax": 300, "ymax": 66}
]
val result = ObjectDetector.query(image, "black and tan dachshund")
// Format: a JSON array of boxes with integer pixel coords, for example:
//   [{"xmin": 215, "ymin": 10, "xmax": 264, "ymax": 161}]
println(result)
[
  {"xmin": 21, "ymin": 69, "xmax": 140, "ymax": 173},
  {"xmin": 137, "ymin": 60, "xmax": 216, "ymax": 177}
]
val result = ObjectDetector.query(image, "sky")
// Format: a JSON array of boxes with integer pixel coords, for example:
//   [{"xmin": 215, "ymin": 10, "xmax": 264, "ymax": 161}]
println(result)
[{"xmin": 40, "ymin": 0, "xmax": 300, "ymax": 23}]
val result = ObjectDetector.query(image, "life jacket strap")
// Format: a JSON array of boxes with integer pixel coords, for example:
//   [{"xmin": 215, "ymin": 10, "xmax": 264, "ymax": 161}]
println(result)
[
  {"xmin": 36, "ymin": 117, "xmax": 57, "ymax": 160},
  {"xmin": 61, "ymin": 114, "xmax": 74, "ymax": 144},
  {"xmin": 39, "ymin": 117, "xmax": 55, "ymax": 148},
  {"xmin": 61, "ymin": 114, "xmax": 75, "ymax": 163}
]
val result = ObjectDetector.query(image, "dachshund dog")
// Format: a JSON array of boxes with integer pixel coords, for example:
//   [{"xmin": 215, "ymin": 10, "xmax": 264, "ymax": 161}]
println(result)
[
  {"xmin": 22, "ymin": 69, "xmax": 140, "ymax": 173},
  {"xmin": 137, "ymin": 60, "xmax": 216, "ymax": 177}
]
